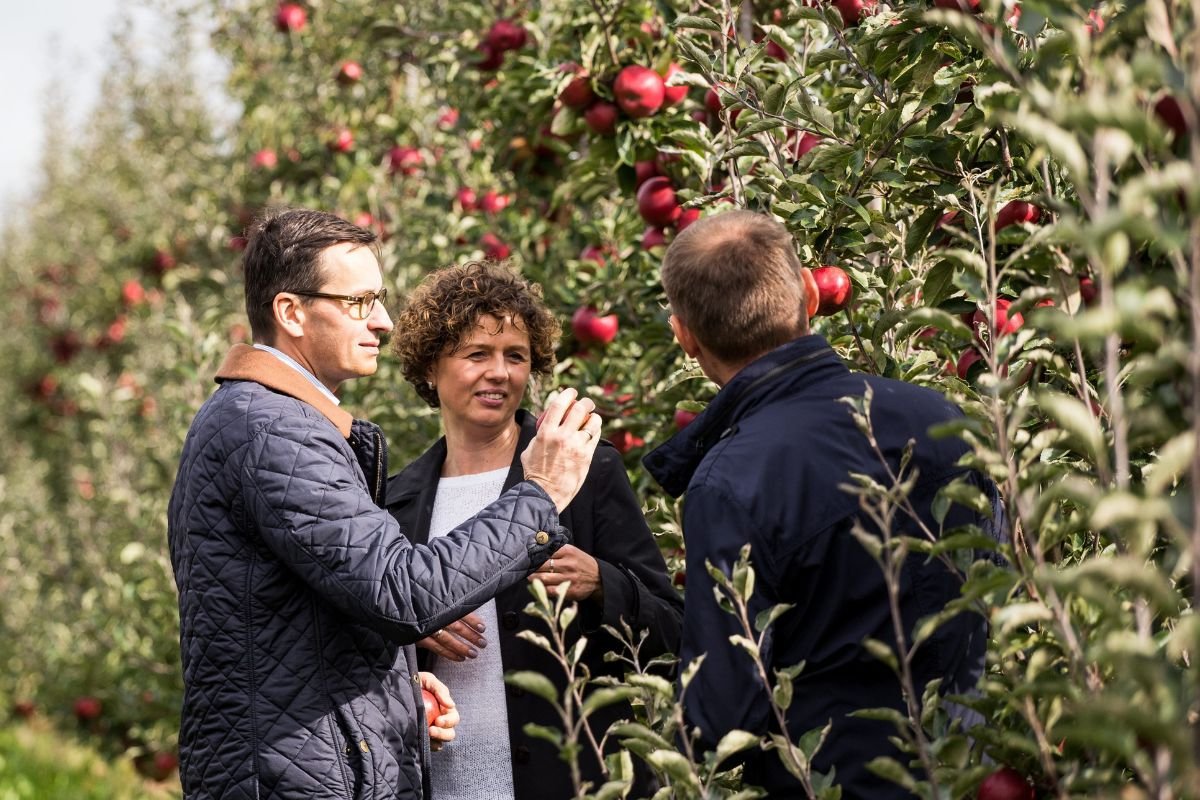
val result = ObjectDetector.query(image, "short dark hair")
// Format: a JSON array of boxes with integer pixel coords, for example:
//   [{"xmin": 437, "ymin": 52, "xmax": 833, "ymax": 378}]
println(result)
[
  {"xmin": 392, "ymin": 261, "xmax": 559, "ymax": 408},
  {"xmin": 242, "ymin": 208, "xmax": 378, "ymax": 342},
  {"xmin": 661, "ymin": 210, "xmax": 808, "ymax": 364}
]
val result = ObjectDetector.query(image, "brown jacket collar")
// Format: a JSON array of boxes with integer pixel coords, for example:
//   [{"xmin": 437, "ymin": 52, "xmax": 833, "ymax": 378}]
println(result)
[{"xmin": 214, "ymin": 344, "xmax": 354, "ymax": 438}]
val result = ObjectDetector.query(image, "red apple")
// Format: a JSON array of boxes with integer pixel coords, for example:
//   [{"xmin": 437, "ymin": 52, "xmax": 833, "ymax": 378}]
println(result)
[
  {"xmin": 995, "ymin": 200, "xmax": 1043, "ymax": 230},
  {"xmin": 251, "ymin": 148, "xmax": 277, "ymax": 169},
  {"xmin": 480, "ymin": 233, "xmax": 510, "ymax": 261},
  {"xmin": 151, "ymin": 751, "xmax": 179, "ymax": 779},
  {"xmin": 584, "ymin": 101, "xmax": 619, "ymax": 135},
  {"xmin": 328, "ymin": 128, "xmax": 354, "ymax": 153},
  {"xmin": 835, "ymin": 0, "xmax": 878, "ymax": 27},
  {"xmin": 787, "ymin": 131, "xmax": 822, "ymax": 158},
  {"xmin": 437, "ymin": 107, "xmax": 459, "ymax": 128},
  {"xmin": 636, "ymin": 176, "xmax": 681, "ymax": 226},
  {"xmin": 580, "ymin": 244, "xmax": 607, "ymax": 266},
  {"xmin": 559, "ymin": 72, "xmax": 595, "ymax": 109},
  {"xmin": 479, "ymin": 190, "xmax": 510, "ymax": 215},
  {"xmin": 955, "ymin": 348, "xmax": 984, "ymax": 380},
  {"xmin": 1085, "ymin": 8, "xmax": 1105, "ymax": 33},
  {"xmin": 1079, "ymin": 276, "xmax": 1098, "ymax": 307},
  {"xmin": 421, "ymin": 688, "xmax": 444, "ymax": 726},
  {"xmin": 571, "ymin": 306, "xmax": 619, "ymax": 345},
  {"xmin": 676, "ymin": 207, "xmax": 701, "ymax": 231},
  {"xmin": 812, "ymin": 265, "xmax": 853, "ymax": 316},
  {"xmin": 102, "ymin": 315, "xmax": 128, "ymax": 346},
  {"xmin": 388, "ymin": 145, "xmax": 423, "ymax": 176},
  {"xmin": 73, "ymin": 696, "xmax": 102, "ymax": 722},
  {"xmin": 455, "ymin": 187, "xmax": 478, "ymax": 211},
  {"xmin": 674, "ymin": 408, "xmax": 699, "ymax": 430},
  {"xmin": 642, "ymin": 226, "xmax": 668, "ymax": 249},
  {"xmin": 475, "ymin": 43, "xmax": 504, "ymax": 71},
  {"xmin": 337, "ymin": 60, "xmax": 363, "ymax": 85},
  {"xmin": 972, "ymin": 298, "xmax": 1024, "ymax": 339},
  {"xmin": 274, "ymin": 2, "xmax": 307, "ymax": 33},
  {"xmin": 614, "ymin": 65, "xmax": 666, "ymax": 118},
  {"xmin": 150, "ymin": 248, "xmax": 176, "ymax": 275},
  {"xmin": 634, "ymin": 159, "xmax": 661, "ymax": 188},
  {"xmin": 1154, "ymin": 95, "xmax": 1188, "ymax": 140},
  {"xmin": 121, "ymin": 279, "xmax": 146, "ymax": 307},
  {"xmin": 12, "ymin": 700, "xmax": 35, "ymax": 719},
  {"xmin": 609, "ymin": 429, "xmax": 645, "ymax": 455},
  {"xmin": 486, "ymin": 19, "xmax": 527, "ymax": 52},
  {"xmin": 977, "ymin": 767, "xmax": 1034, "ymax": 800},
  {"xmin": 705, "ymin": 86, "xmax": 725, "ymax": 115},
  {"xmin": 661, "ymin": 63, "xmax": 688, "ymax": 106}
]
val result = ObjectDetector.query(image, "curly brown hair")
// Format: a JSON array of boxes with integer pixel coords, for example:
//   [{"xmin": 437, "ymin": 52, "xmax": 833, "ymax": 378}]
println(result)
[{"xmin": 392, "ymin": 261, "xmax": 560, "ymax": 408}]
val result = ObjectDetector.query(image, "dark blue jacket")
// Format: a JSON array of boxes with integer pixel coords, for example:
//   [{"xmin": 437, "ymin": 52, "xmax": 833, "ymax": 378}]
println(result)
[
  {"xmin": 167, "ymin": 345, "xmax": 567, "ymax": 799},
  {"xmin": 385, "ymin": 409, "xmax": 682, "ymax": 798},
  {"xmin": 643, "ymin": 335, "xmax": 989, "ymax": 798}
]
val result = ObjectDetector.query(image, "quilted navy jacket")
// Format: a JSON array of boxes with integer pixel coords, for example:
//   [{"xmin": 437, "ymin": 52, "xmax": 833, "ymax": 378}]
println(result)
[
  {"xmin": 643, "ymin": 334, "xmax": 991, "ymax": 799},
  {"xmin": 167, "ymin": 345, "xmax": 568, "ymax": 799}
]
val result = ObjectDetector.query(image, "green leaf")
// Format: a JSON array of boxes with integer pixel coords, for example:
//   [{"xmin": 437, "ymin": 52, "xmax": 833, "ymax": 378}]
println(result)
[
  {"xmin": 1036, "ymin": 391, "xmax": 1109, "ymax": 469},
  {"xmin": 505, "ymin": 671, "xmax": 559, "ymax": 704},
  {"xmin": 672, "ymin": 15, "xmax": 723, "ymax": 32},
  {"xmin": 581, "ymin": 687, "xmax": 639, "ymax": 717},
  {"xmin": 714, "ymin": 730, "xmax": 761, "ymax": 766},
  {"xmin": 645, "ymin": 750, "xmax": 701, "ymax": 789}
]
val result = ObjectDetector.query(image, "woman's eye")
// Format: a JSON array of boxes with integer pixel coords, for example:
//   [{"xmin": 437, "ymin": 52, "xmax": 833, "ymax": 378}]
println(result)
[{"xmin": 508, "ymin": 352, "xmax": 528, "ymax": 362}]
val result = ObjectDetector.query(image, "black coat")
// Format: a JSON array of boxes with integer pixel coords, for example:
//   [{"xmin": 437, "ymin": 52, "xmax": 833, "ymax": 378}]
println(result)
[
  {"xmin": 167, "ymin": 346, "xmax": 567, "ymax": 800},
  {"xmin": 385, "ymin": 409, "xmax": 683, "ymax": 798},
  {"xmin": 644, "ymin": 335, "xmax": 992, "ymax": 799}
]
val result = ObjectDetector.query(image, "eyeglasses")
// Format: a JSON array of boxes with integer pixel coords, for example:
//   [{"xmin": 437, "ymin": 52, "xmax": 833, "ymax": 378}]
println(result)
[{"xmin": 292, "ymin": 288, "xmax": 388, "ymax": 320}]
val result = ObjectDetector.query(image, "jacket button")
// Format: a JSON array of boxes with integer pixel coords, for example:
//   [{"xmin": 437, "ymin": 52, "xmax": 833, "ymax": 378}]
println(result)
[
  {"xmin": 535, "ymin": 531, "xmax": 549, "ymax": 545},
  {"xmin": 515, "ymin": 744, "xmax": 531, "ymax": 764},
  {"xmin": 358, "ymin": 740, "xmax": 369, "ymax": 753},
  {"xmin": 502, "ymin": 611, "xmax": 519, "ymax": 630}
]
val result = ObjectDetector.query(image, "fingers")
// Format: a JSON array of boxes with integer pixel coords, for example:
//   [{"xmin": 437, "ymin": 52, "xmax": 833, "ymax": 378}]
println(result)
[{"xmin": 418, "ymin": 671, "xmax": 456, "ymax": 712}]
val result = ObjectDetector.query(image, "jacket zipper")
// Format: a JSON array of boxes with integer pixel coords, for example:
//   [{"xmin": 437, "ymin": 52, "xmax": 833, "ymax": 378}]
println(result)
[{"xmin": 372, "ymin": 429, "xmax": 386, "ymax": 505}]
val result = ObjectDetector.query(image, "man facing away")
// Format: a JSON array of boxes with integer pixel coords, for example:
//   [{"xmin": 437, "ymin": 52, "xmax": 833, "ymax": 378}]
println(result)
[
  {"xmin": 167, "ymin": 208, "xmax": 602, "ymax": 799},
  {"xmin": 643, "ymin": 210, "xmax": 991, "ymax": 798}
]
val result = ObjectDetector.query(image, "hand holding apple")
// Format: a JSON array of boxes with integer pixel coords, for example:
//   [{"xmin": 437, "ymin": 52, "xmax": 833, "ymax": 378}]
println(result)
[{"xmin": 418, "ymin": 672, "xmax": 458, "ymax": 751}]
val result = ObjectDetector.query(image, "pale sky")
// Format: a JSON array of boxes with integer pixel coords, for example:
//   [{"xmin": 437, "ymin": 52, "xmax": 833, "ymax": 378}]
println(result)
[{"xmin": 0, "ymin": 1, "xmax": 222, "ymax": 215}]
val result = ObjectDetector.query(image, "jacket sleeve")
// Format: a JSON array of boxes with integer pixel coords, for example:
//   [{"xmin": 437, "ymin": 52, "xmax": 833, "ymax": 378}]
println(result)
[
  {"xmin": 677, "ymin": 483, "xmax": 774, "ymax": 751},
  {"xmin": 583, "ymin": 448, "xmax": 684, "ymax": 661},
  {"xmin": 242, "ymin": 413, "xmax": 567, "ymax": 641}
]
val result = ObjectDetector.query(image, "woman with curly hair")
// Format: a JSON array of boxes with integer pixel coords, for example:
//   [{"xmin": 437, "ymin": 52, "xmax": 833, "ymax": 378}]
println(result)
[{"xmin": 384, "ymin": 260, "xmax": 681, "ymax": 799}]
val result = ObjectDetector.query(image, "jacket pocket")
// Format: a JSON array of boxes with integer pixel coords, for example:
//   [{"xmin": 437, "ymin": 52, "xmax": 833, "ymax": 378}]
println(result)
[{"xmin": 332, "ymin": 704, "xmax": 376, "ymax": 800}]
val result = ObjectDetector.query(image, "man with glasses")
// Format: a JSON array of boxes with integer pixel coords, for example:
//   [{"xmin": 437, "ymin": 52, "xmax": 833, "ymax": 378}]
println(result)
[{"xmin": 167, "ymin": 208, "xmax": 602, "ymax": 800}]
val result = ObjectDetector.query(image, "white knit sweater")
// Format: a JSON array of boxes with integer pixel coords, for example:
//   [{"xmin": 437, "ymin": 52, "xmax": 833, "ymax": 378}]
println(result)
[{"xmin": 427, "ymin": 467, "xmax": 516, "ymax": 800}]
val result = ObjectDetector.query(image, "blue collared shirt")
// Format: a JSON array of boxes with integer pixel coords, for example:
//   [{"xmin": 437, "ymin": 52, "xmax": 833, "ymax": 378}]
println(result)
[{"xmin": 252, "ymin": 343, "xmax": 341, "ymax": 406}]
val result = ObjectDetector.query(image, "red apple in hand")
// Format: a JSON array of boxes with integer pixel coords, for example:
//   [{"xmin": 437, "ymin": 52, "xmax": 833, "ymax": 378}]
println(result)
[
  {"xmin": 614, "ymin": 65, "xmax": 666, "ymax": 118},
  {"xmin": 811, "ymin": 266, "xmax": 853, "ymax": 316},
  {"xmin": 421, "ymin": 688, "xmax": 444, "ymax": 727},
  {"xmin": 636, "ymin": 176, "xmax": 681, "ymax": 226},
  {"xmin": 977, "ymin": 767, "xmax": 1034, "ymax": 800}
]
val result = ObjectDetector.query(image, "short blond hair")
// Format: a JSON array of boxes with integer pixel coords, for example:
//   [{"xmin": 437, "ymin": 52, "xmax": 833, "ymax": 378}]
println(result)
[{"xmin": 661, "ymin": 210, "xmax": 808, "ymax": 364}]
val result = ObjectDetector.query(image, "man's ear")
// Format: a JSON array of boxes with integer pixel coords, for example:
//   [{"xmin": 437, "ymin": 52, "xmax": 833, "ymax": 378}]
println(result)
[
  {"xmin": 272, "ymin": 293, "xmax": 306, "ymax": 341},
  {"xmin": 669, "ymin": 314, "xmax": 701, "ymax": 359}
]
